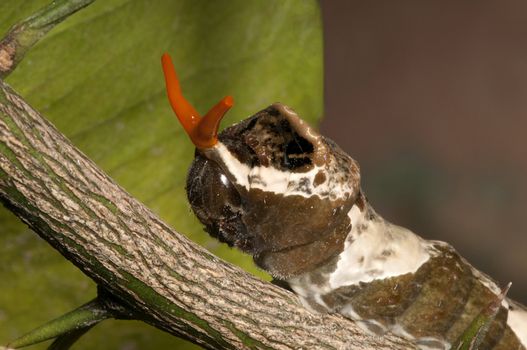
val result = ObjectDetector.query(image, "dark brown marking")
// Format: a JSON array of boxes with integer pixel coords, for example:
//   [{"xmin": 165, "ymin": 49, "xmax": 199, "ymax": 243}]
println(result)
[
  {"xmin": 355, "ymin": 192, "xmax": 367, "ymax": 211},
  {"xmin": 444, "ymin": 281, "xmax": 524, "ymax": 349},
  {"xmin": 396, "ymin": 245, "xmax": 474, "ymax": 339},
  {"xmin": 314, "ymin": 171, "xmax": 326, "ymax": 187},
  {"xmin": 272, "ymin": 103, "xmax": 328, "ymax": 167},
  {"xmin": 255, "ymin": 210, "xmax": 351, "ymax": 278},
  {"xmin": 381, "ymin": 249, "xmax": 393, "ymax": 257},
  {"xmin": 219, "ymin": 106, "xmax": 317, "ymax": 172},
  {"xmin": 243, "ymin": 188, "xmax": 353, "ymax": 255},
  {"xmin": 322, "ymin": 269, "xmax": 424, "ymax": 328}
]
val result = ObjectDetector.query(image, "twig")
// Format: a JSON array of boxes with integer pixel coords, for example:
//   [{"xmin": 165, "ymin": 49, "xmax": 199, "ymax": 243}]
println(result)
[
  {"xmin": 0, "ymin": 0, "xmax": 95, "ymax": 78},
  {"xmin": 6, "ymin": 299, "xmax": 109, "ymax": 349}
]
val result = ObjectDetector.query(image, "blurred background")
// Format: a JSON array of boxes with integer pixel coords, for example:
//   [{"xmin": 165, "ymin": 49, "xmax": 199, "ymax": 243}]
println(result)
[{"xmin": 321, "ymin": 0, "xmax": 527, "ymax": 303}]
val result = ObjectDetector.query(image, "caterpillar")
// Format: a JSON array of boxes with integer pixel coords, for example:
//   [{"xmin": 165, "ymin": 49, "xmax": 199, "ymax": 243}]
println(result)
[{"xmin": 161, "ymin": 53, "xmax": 527, "ymax": 350}]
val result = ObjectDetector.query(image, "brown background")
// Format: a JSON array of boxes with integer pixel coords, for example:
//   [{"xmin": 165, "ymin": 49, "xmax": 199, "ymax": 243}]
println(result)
[{"xmin": 320, "ymin": 0, "xmax": 527, "ymax": 304}]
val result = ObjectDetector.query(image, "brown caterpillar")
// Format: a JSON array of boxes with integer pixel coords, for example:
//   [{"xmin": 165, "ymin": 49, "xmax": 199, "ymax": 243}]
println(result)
[{"xmin": 162, "ymin": 53, "xmax": 527, "ymax": 350}]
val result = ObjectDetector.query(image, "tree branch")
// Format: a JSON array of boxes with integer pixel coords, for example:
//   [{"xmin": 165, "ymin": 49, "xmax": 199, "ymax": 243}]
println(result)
[{"xmin": 0, "ymin": 80, "xmax": 415, "ymax": 349}]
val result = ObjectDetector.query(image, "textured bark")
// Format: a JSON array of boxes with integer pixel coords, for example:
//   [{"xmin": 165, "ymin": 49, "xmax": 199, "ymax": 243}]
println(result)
[{"xmin": 0, "ymin": 79, "xmax": 415, "ymax": 349}]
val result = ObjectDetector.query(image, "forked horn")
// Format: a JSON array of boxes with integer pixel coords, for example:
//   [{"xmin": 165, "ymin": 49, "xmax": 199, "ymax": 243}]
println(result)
[{"xmin": 161, "ymin": 53, "xmax": 233, "ymax": 148}]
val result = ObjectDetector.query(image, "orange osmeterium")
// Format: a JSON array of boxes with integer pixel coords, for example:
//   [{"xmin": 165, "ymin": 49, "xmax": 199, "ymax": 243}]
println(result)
[{"xmin": 161, "ymin": 53, "xmax": 233, "ymax": 148}]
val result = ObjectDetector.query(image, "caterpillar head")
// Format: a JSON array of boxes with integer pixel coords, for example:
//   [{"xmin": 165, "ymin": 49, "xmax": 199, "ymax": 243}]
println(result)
[{"xmin": 162, "ymin": 54, "xmax": 361, "ymax": 279}]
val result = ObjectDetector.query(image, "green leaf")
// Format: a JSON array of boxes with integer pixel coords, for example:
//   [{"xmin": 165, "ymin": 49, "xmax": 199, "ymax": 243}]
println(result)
[{"xmin": 0, "ymin": 1, "xmax": 322, "ymax": 349}]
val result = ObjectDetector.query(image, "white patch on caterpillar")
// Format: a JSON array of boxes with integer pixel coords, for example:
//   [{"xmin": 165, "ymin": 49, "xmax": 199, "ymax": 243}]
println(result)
[
  {"xmin": 211, "ymin": 142, "xmax": 353, "ymax": 200},
  {"xmin": 340, "ymin": 303, "xmax": 361, "ymax": 320},
  {"xmin": 295, "ymin": 293, "xmax": 320, "ymax": 312},
  {"xmin": 313, "ymin": 294, "xmax": 329, "ymax": 309},
  {"xmin": 329, "ymin": 205, "xmax": 432, "ymax": 288},
  {"xmin": 219, "ymin": 173, "xmax": 229, "ymax": 186},
  {"xmin": 393, "ymin": 324, "xmax": 450, "ymax": 350},
  {"xmin": 391, "ymin": 324, "xmax": 415, "ymax": 340},
  {"xmin": 288, "ymin": 277, "xmax": 332, "ymax": 303},
  {"xmin": 341, "ymin": 304, "xmax": 387, "ymax": 335},
  {"xmin": 346, "ymin": 305, "xmax": 449, "ymax": 349},
  {"xmin": 508, "ymin": 304, "xmax": 527, "ymax": 347},
  {"xmin": 414, "ymin": 337, "xmax": 450, "ymax": 350}
]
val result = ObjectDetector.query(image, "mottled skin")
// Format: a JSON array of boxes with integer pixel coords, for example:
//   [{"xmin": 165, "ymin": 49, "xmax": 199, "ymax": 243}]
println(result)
[
  {"xmin": 187, "ymin": 104, "xmax": 359, "ymax": 278},
  {"xmin": 186, "ymin": 103, "xmax": 527, "ymax": 349}
]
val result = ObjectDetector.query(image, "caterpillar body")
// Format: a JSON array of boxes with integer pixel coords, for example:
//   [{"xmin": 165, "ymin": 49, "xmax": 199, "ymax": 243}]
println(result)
[{"xmin": 161, "ymin": 54, "xmax": 527, "ymax": 350}]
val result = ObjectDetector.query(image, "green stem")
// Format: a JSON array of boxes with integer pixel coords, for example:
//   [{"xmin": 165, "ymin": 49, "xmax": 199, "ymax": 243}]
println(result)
[
  {"xmin": 47, "ymin": 326, "xmax": 95, "ymax": 350},
  {"xmin": 7, "ymin": 298, "xmax": 110, "ymax": 349},
  {"xmin": 0, "ymin": 0, "xmax": 95, "ymax": 79}
]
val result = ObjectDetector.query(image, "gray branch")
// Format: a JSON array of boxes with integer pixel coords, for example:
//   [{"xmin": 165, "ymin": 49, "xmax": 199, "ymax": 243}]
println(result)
[{"xmin": 0, "ymin": 80, "xmax": 417, "ymax": 350}]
